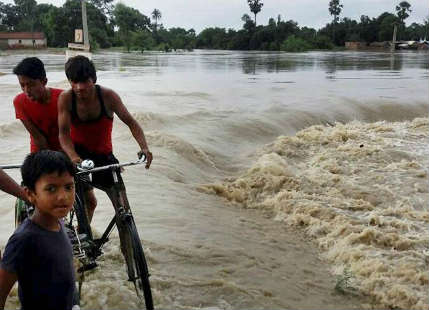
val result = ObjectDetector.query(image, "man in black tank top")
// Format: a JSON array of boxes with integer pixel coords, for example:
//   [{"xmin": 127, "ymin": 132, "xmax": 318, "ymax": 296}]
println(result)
[
  {"xmin": 71, "ymin": 85, "xmax": 110, "ymax": 121},
  {"xmin": 58, "ymin": 55, "xmax": 152, "ymax": 222}
]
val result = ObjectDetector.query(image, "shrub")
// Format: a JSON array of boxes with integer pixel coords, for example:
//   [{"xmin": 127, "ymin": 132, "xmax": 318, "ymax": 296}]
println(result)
[
  {"xmin": 281, "ymin": 35, "xmax": 312, "ymax": 52},
  {"xmin": 312, "ymin": 35, "xmax": 334, "ymax": 49}
]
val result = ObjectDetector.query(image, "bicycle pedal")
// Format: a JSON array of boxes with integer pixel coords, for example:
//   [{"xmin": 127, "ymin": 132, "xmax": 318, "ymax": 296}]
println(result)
[{"xmin": 78, "ymin": 262, "xmax": 98, "ymax": 273}]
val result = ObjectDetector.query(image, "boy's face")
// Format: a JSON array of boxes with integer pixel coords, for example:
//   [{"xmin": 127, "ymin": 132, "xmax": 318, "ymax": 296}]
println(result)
[
  {"xmin": 27, "ymin": 171, "xmax": 75, "ymax": 219},
  {"xmin": 17, "ymin": 75, "xmax": 47, "ymax": 102},
  {"xmin": 69, "ymin": 78, "xmax": 95, "ymax": 101}
]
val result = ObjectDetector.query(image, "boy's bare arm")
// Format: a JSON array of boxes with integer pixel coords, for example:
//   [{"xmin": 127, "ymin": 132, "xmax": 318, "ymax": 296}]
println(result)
[
  {"xmin": 58, "ymin": 92, "xmax": 81, "ymax": 163},
  {"xmin": 0, "ymin": 169, "xmax": 27, "ymax": 202},
  {"xmin": 0, "ymin": 268, "xmax": 17, "ymax": 309},
  {"xmin": 20, "ymin": 119, "xmax": 48, "ymax": 150},
  {"xmin": 108, "ymin": 89, "xmax": 153, "ymax": 168}
]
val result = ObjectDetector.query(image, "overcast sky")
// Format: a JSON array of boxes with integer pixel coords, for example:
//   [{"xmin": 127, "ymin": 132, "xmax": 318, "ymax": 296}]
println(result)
[{"xmin": 3, "ymin": 0, "xmax": 429, "ymax": 33}]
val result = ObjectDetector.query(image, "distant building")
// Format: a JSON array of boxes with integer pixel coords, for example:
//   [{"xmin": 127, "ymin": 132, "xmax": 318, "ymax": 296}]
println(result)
[
  {"xmin": 345, "ymin": 42, "xmax": 368, "ymax": 50},
  {"xmin": 0, "ymin": 32, "xmax": 47, "ymax": 49},
  {"xmin": 346, "ymin": 40, "xmax": 429, "ymax": 51},
  {"xmin": 418, "ymin": 41, "xmax": 429, "ymax": 50},
  {"xmin": 345, "ymin": 41, "xmax": 390, "ymax": 50}
]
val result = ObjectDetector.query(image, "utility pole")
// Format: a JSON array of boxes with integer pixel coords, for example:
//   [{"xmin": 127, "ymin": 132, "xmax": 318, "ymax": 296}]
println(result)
[
  {"xmin": 391, "ymin": 24, "xmax": 397, "ymax": 52},
  {"xmin": 81, "ymin": 0, "xmax": 90, "ymax": 50},
  {"xmin": 66, "ymin": 0, "xmax": 92, "ymax": 59}
]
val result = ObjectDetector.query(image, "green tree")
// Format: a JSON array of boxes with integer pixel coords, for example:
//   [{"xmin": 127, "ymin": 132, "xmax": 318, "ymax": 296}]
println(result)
[
  {"xmin": 359, "ymin": 15, "xmax": 378, "ymax": 43},
  {"xmin": 151, "ymin": 8, "xmax": 161, "ymax": 31},
  {"xmin": 424, "ymin": 17, "xmax": 429, "ymax": 39},
  {"xmin": 395, "ymin": 1, "xmax": 411, "ymax": 23},
  {"xmin": 405, "ymin": 22, "xmax": 426, "ymax": 40},
  {"xmin": 313, "ymin": 34, "xmax": 334, "ymax": 49},
  {"xmin": 41, "ymin": 5, "xmax": 70, "ymax": 46},
  {"xmin": 0, "ymin": 2, "xmax": 20, "ymax": 30},
  {"xmin": 88, "ymin": 0, "xmax": 114, "ymax": 17},
  {"xmin": 13, "ymin": 0, "xmax": 36, "ymax": 31},
  {"xmin": 247, "ymin": 0, "xmax": 263, "ymax": 26},
  {"xmin": 196, "ymin": 27, "xmax": 229, "ymax": 49},
  {"xmin": 241, "ymin": 13, "xmax": 255, "ymax": 32},
  {"xmin": 132, "ymin": 30, "xmax": 155, "ymax": 51},
  {"xmin": 328, "ymin": 0, "xmax": 343, "ymax": 44},
  {"xmin": 281, "ymin": 35, "xmax": 312, "ymax": 52},
  {"xmin": 113, "ymin": 3, "xmax": 150, "ymax": 51},
  {"xmin": 61, "ymin": 0, "xmax": 113, "ymax": 49},
  {"xmin": 328, "ymin": 0, "xmax": 343, "ymax": 23},
  {"xmin": 378, "ymin": 13, "xmax": 399, "ymax": 41}
]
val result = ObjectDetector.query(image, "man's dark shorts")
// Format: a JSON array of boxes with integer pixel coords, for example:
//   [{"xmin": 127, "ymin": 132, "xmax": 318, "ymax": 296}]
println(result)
[{"xmin": 75, "ymin": 145, "xmax": 121, "ymax": 190}]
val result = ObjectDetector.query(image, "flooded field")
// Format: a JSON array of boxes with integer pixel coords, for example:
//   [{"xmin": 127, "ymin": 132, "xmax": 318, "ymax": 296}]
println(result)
[{"xmin": 0, "ymin": 49, "xmax": 428, "ymax": 309}]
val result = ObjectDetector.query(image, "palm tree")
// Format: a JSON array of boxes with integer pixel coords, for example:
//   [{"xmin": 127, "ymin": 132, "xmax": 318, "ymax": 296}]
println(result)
[
  {"xmin": 151, "ymin": 8, "xmax": 161, "ymax": 31},
  {"xmin": 247, "ymin": 0, "xmax": 263, "ymax": 26},
  {"xmin": 328, "ymin": 0, "xmax": 343, "ymax": 44},
  {"xmin": 395, "ymin": 1, "xmax": 411, "ymax": 23}
]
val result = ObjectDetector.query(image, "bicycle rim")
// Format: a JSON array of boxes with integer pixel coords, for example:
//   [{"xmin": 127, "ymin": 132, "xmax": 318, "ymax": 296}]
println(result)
[{"xmin": 121, "ymin": 217, "xmax": 154, "ymax": 310}]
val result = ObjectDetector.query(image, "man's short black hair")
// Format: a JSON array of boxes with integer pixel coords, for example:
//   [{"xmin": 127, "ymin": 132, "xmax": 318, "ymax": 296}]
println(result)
[
  {"xmin": 65, "ymin": 55, "xmax": 97, "ymax": 83},
  {"xmin": 21, "ymin": 150, "xmax": 75, "ymax": 190},
  {"xmin": 13, "ymin": 57, "xmax": 46, "ymax": 80}
]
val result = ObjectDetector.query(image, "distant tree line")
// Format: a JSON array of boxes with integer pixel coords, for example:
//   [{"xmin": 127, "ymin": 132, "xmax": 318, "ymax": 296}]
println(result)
[{"xmin": 0, "ymin": 0, "xmax": 427, "ymax": 52}]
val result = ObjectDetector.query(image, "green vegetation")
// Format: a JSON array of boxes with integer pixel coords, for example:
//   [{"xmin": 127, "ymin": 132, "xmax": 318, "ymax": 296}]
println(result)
[
  {"xmin": 247, "ymin": 0, "xmax": 263, "ymax": 26},
  {"xmin": 281, "ymin": 35, "xmax": 312, "ymax": 52},
  {"xmin": 328, "ymin": 0, "xmax": 343, "ymax": 43},
  {"xmin": 0, "ymin": 0, "xmax": 427, "ymax": 52}
]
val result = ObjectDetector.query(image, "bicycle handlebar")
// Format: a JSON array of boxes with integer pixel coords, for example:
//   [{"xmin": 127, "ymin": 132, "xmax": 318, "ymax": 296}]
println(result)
[
  {"xmin": 0, "ymin": 164, "xmax": 22, "ymax": 170},
  {"xmin": 76, "ymin": 153, "xmax": 146, "ymax": 176},
  {"xmin": 0, "ymin": 154, "xmax": 147, "ymax": 173}
]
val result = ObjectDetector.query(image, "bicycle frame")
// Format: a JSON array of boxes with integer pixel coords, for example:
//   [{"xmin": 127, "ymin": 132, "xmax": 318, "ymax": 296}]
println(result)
[{"xmin": 72, "ymin": 156, "xmax": 146, "ymax": 262}]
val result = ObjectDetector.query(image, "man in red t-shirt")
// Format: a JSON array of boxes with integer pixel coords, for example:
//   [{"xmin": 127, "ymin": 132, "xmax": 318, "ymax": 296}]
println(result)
[{"xmin": 13, "ymin": 57, "xmax": 63, "ymax": 152}]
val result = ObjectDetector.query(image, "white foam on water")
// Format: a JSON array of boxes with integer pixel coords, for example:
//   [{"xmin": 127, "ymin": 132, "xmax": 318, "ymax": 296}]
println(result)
[{"xmin": 201, "ymin": 118, "xmax": 429, "ymax": 310}]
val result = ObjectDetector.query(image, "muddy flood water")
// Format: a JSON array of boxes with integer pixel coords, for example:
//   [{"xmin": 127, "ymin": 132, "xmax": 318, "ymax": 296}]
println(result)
[{"xmin": 0, "ymin": 49, "xmax": 428, "ymax": 309}]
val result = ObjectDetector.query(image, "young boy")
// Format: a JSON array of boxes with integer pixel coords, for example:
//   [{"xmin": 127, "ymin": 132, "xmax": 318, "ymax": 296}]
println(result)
[
  {"xmin": 0, "ymin": 150, "xmax": 76, "ymax": 310},
  {"xmin": 13, "ymin": 57, "xmax": 63, "ymax": 152},
  {"xmin": 58, "ymin": 55, "xmax": 152, "ymax": 222}
]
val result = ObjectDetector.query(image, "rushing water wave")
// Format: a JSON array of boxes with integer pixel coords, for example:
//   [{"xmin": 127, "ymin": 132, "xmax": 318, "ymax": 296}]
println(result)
[
  {"xmin": 0, "ymin": 50, "xmax": 428, "ymax": 309},
  {"xmin": 200, "ymin": 117, "xmax": 429, "ymax": 309}
]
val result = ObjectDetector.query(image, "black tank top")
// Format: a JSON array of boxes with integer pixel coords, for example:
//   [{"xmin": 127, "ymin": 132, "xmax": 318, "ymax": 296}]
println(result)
[{"xmin": 71, "ymin": 85, "xmax": 112, "ymax": 123}]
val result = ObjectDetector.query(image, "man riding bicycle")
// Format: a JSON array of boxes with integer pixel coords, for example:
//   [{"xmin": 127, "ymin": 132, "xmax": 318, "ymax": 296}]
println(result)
[{"xmin": 58, "ymin": 55, "xmax": 153, "ymax": 222}]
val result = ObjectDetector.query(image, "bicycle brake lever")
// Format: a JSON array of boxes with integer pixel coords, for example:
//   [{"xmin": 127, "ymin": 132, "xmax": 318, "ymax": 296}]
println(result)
[{"xmin": 137, "ymin": 151, "xmax": 147, "ymax": 163}]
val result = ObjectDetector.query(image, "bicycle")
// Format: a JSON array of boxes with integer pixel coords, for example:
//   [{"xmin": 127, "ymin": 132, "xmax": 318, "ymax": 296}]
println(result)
[{"xmin": 4, "ymin": 155, "xmax": 154, "ymax": 310}]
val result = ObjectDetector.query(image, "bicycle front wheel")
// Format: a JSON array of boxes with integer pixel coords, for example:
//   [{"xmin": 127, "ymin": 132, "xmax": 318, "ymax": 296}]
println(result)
[{"xmin": 119, "ymin": 216, "xmax": 153, "ymax": 310}]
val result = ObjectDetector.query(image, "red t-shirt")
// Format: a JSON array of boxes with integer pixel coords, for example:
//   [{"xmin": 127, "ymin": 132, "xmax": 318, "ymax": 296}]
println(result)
[{"xmin": 13, "ymin": 88, "xmax": 63, "ymax": 152}]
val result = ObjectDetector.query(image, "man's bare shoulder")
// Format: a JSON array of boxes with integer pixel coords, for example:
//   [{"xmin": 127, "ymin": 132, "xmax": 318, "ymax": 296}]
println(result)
[
  {"xmin": 58, "ymin": 89, "xmax": 73, "ymax": 107},
  {"xmin": 99, "ymin": 85, "xmax": 120, "ymax": 98},
  {"xmin": 99, "ymin": 85, "xmax": 122, "ymax": 108}
]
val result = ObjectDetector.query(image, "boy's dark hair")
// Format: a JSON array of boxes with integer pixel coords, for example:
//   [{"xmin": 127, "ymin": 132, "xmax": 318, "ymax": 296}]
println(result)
[
  {"xmin": 21, "ymin": 150, "xmax": 75, "ymax": 190},
  {"xmin": 13, "ymin": 57, "xmax": 46, "ymax": 80},
  {"xmin": 65, "ymin": 55, "xmax": 97, "ymax": 83}
]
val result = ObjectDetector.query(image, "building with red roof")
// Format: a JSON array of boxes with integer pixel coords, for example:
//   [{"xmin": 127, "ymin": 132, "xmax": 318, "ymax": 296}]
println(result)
[{"xmin": 0, "ymin": 32, "xmax": 47, "ymax": 49}]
